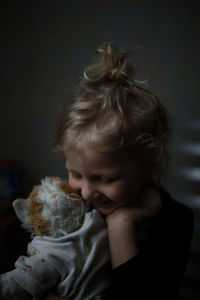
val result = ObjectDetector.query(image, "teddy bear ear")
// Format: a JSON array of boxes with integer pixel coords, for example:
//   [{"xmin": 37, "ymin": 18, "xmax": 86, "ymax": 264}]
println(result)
[{"xmin": 13, "ymin": 199, "xmax": 29, "ymax": 223}]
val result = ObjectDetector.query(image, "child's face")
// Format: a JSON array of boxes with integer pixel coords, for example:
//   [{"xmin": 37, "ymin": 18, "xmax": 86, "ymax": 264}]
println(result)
[{"xmin": 65, "ymin": 148, "xmax": 148, "ymax": 215}]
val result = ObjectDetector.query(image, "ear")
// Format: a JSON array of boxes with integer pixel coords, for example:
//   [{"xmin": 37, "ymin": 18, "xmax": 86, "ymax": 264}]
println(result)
[{"xmin": 13, "ymin": 199, "xmax": 29, "ymax": 223}]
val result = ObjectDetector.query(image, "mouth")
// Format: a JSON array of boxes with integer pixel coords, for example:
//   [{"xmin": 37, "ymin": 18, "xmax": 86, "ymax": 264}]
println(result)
[{"xmin": 92, "ymin": 199, "xmax": 111, "ymax": 209}]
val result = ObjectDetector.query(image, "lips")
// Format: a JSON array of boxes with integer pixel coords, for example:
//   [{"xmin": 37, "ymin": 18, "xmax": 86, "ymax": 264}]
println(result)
[{"xmin": 91, "ymin": 198, "xmax": 111, "ymax": 208}]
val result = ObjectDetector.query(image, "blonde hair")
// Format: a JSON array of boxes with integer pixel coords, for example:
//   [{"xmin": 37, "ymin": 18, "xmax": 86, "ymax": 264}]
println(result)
[{"xmin": 54, "ymin": 42, "xmax": 171, "ymax": 175}]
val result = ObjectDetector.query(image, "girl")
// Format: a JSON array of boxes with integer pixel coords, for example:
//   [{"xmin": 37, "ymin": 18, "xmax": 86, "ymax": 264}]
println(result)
[{"xmin": 45, "ymin": 42, "xmax": 193, "ymax": 299}]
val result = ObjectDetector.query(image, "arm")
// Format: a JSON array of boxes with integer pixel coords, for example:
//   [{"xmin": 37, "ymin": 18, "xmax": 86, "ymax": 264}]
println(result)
[
  {"xmin": 106, "ymin": 188, "xmax": 160, "ymax": 268},
  {"xmin": 0, "ymin": 272, "xmax": 32, "ymax": 300},
  {"xmin": 106, "ymin": 206, "xmax": 140, "ymax": 268},
  {"xmin": 106, "ymin": 189, "xmax": 194, "ymax": 299},
  {"xmin": 106, "ymin": 203, "xmax": 161, "ymax": 299}
]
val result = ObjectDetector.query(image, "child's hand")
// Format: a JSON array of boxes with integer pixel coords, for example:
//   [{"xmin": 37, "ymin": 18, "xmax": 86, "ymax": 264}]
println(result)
[
  {"xmin": 106, "ymin": 188, "xmax": 161, "ymax": 268},
  {"xmin": 106, "ymin": 188, "xmax": 161, "ymax": 227}
]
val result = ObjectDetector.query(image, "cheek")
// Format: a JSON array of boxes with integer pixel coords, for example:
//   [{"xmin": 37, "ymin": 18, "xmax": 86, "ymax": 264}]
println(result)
[
  {"xmin": 103, "ymin": 184, "xmax": 127, "ymax": 203},
  {"xmin": 68, "ymin": 175, "xmax": 79, "ymax": 191},
  {"xmin": 106, "ymin": 182, "xmax": 139, "ymax": 205}
]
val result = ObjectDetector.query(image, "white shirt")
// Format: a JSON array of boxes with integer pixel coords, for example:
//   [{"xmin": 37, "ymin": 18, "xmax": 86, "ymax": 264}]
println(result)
[{"xmin": 11, "ymin": 209, "xmax": 111, "ymax": 300}]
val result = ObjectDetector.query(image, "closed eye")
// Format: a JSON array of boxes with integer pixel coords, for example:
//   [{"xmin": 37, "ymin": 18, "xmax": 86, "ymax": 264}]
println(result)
[
  {"xmin": 100, "ymin": 176, "xmax": 120, "ymax": 183},
  {"xmin": 68, "ymin": 169, "xmax": 120, "ymax": 183},
  {"xmin": 69, "ymin": 171, "xmax": 82, "ymax": 179}
]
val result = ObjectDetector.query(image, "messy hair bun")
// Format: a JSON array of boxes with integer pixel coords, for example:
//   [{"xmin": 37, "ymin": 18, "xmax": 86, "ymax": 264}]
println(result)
[
  {"xmin": 83, "ymin": 42, "xmax": 134, "ymax": 83},
  {"xmin": 54, "ymin": 42, "xmax": 171, "ymax": 180}
]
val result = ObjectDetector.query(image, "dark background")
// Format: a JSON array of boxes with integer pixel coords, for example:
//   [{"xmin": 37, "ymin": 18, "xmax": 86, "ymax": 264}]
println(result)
[{"xmin": 0, "ymin": 1, "xmax": 200, "ymax": 299}]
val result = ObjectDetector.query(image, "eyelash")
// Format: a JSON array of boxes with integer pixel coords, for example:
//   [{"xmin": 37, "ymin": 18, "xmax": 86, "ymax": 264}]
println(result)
[
  {"xmin": 100, "ymin": 177, "xmax": 118, "ymax": 183},
  {"xmin": 70, "ymin": 172, "xmax": 82, "ymax": 179},
  {"xmin": 70, "ymin": 172, "xmax": 118, "ymax": 184}
]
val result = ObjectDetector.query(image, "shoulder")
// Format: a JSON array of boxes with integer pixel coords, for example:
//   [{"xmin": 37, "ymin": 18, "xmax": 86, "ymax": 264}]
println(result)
[
  {"xmin": 160, "ymin": 188, "xmax": 194, "ymax": 227},
  {"xmin": 154, "ymin": 187, "xmax": 194, "ymax": 254},
  {"xmin": 144, "ymin": 187, "xmax": 194, "ymax": 249}
]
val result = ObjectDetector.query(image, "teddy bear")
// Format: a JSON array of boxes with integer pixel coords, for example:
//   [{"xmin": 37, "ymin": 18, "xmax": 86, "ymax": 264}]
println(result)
[{"xmin": 0, "ymin": 176, "xmax": 111, "ymax": 300}]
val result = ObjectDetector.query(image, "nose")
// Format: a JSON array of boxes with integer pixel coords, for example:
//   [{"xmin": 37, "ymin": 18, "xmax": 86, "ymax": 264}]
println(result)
[{"xmin": 80, "ymin": 180, "xmax": 99, "ymax": 202}]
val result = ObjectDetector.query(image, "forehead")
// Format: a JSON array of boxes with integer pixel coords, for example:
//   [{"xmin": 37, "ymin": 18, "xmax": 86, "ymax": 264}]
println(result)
[
  {"xmin": 65, "ymin": 148, "xmax": 142, "ymax": 173},
  {"xmin": 66, "ymin": 149, "xmax": 115, "ymax": 166}
]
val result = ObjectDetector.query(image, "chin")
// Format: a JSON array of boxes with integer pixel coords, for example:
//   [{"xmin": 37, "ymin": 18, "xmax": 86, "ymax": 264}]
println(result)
[{"xmin": 97, "ymin": 206, "xmax": 118, "ymax": 216}]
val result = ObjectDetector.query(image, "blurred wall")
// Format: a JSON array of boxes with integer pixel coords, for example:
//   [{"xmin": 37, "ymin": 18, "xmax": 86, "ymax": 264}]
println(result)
[{"xmin": 1, "ymin": 0, "xmax": 199, "ymax": 187}]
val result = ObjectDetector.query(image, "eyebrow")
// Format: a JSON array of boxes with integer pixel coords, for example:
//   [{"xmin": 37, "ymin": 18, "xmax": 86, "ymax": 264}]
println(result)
[
  {"xmin": 68, "ymin": 167, "xmax": 121, "ymax": 178},
  {"xmin": 66, "ymin": 160, "xmax": 124, "ymax": 176}
]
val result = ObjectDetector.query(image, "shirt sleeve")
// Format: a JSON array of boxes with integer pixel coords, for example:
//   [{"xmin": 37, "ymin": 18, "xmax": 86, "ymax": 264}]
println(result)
[{"xmin": 10, "ymin": 246, "xmax": 60, "ymax": 298}]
